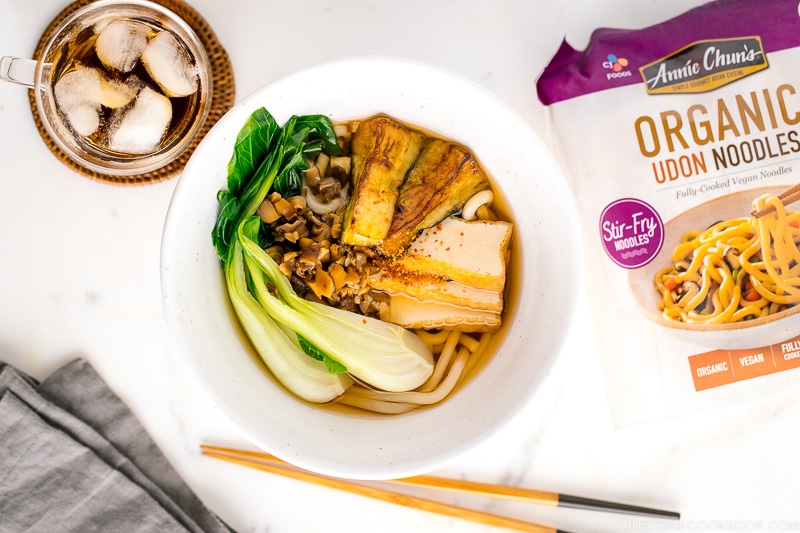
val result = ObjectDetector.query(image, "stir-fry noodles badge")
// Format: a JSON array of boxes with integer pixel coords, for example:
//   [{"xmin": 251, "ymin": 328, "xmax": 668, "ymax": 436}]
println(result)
[{"xmin": 599, "ymin": 198, "xmax": 664, "ymax": 269}]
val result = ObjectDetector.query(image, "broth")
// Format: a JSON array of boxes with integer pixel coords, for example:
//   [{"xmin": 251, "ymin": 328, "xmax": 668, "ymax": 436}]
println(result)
[{"xmin": 250, "ymin": 114, "xmax": 517, "ymax": 415}]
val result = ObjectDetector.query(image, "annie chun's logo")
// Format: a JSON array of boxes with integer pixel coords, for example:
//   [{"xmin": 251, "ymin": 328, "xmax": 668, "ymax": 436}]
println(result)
[
  {"xmin": 602, "ymin": 54, "xmax": 632, "ymax": 80},
  {"xmin": 640, "ymin": 37, "xmax": 768, "ymax": 95}
]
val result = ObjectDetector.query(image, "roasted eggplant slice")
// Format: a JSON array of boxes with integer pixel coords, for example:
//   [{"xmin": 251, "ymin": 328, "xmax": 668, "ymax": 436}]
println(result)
[
  {"xmin": 340, "ymin": 116, "xmax": 424, "ymax": 246},
  {"xmin": 380, "ymin": 139, "xmax": 489, "ymax": 257}
]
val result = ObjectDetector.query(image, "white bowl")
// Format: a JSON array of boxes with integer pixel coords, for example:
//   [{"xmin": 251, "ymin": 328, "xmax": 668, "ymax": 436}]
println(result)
[
  {"xmin": 628, "ymin": 185, "xmax": 800, "ymax": 348},
  {"xmin": 160, "ymin": 57, "xmax": 580, "ymax": 480}
]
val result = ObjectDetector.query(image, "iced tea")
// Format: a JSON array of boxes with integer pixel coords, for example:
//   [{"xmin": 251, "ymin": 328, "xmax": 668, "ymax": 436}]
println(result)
[{"xmin": 50, "ymin": 14, "xmax": 202, "ymax": 158}]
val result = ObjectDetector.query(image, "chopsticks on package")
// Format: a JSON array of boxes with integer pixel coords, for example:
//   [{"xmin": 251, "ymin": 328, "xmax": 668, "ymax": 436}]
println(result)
[
  {"xmin": 200, "ymin": 444, "xmax": 679, "ymax": 533},
  {"xmin": 751, "ymin": 182, "xmax": 800, "ymax": 217}
]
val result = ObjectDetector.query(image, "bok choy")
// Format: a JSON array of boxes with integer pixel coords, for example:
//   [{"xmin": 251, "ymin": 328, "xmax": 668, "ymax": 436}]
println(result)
[
  {"xmin": 212, "ymin": 107, "xmax": 434, "ymax": 400},
  {"xmin": 226, "ymin": 239, "xmax": 352, "ymax": 403},
  {"xmin": 212, "ymin": 108, "xmax": 341, "ymax": 263},
  {"xmin": 239, "ymin": 217, "xmax": 433, "ymax": 392}
]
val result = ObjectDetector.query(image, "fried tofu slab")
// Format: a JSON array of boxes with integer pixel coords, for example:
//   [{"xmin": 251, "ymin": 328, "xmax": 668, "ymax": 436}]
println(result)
[{"xmin": 370, "ymin": 217, "xmax": 513, "ymax": 332}]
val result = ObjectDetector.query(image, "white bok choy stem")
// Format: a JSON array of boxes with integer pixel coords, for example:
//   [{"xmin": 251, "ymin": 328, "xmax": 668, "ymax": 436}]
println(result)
[
  {"xmin": 237, "ymin": 217, "xmax": 434, "ymax": 393},
  {"xmin": 226, "ymin": 240, "xmax": 352, "ymax": 403}
]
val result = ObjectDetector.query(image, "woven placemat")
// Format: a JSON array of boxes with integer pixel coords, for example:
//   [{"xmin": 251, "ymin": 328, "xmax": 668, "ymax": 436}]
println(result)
[{"xmin": 28, "ymin": 0, "xmax": 235, "ymax": 186}]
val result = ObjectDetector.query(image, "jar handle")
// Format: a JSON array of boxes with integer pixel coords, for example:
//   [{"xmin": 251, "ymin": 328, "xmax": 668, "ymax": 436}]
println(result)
[{"xmin": 0, "ymin": 57, "xmax": 37, "ymax": 88}]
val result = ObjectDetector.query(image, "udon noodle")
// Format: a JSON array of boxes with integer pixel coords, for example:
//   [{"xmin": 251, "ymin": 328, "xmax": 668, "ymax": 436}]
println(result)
[
  {"xmin": 654, "ymin": 193, "xmax": 800, "ymax": 324},
  {"xmin": 336, "ymin": 329, "xmax": 493, "ymax": 414}
]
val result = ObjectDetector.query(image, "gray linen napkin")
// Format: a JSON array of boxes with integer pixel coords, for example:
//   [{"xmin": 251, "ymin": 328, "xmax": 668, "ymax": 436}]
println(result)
[{"xmin": 0, "ymin": 359, "xmax": 233, "ymax": 533}]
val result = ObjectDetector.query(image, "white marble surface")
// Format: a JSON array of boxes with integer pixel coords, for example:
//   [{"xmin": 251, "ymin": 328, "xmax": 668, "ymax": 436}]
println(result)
[{"xmin": 1, "ymin": 1, "xmax": 799, "ymax": 532}]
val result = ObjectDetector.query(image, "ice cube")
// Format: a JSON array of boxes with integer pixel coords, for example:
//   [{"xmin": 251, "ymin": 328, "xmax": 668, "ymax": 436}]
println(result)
[
  {"xmin": 108, "ymin": 86, "xmax": 172, "ymax": 154},
  {"xmin": 64, "ymin": 105, "xmax": 101, "ymax": 137},
  {"xmin": 53, "ymin": 67, "xmax": 103, "ymax": 136},
  {"xmin": 141, "ymin": 30, "xmax": 198, "ymax": 97},
  {"xmin": 54, "ymin": 67, "xmax": 102, "ymax": 110},
  {"xmin": 99, "ymin": 74, "xmax": 139, "ymax": 108},
  {"xmin": 95, "ymin": 20, "xmax": 149, "ymax": 73}
]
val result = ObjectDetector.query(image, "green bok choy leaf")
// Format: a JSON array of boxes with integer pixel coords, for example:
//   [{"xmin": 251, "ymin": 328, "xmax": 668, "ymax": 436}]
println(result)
[{"xmin": 212, "ymin": 110, "xmax": 341, "ymax": 263}]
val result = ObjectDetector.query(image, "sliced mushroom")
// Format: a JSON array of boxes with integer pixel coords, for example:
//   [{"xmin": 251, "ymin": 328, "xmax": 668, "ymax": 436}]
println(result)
[
  {"xmin": 273, "ymin": 197, "xmax": 296, "ymax": 220},
  {"xmin": 330, "ymin": 214, "xmax": 343, "ymax": 239},
  {"xmin": 330, "ymin": 156, "xmax": 352, "ymax": 180},
  {"xmin": 318, "ymin": 176, "xmax": 341, "ymax": 202},
  {"xmin": 674, "ymin": 259, "xmax": 691, "ymax": 273},
  {"xmin": 462, "ymin": 189, "xmax": 493, "ymax": 221},
  {"xmin": 289, "ymin": 195, "xmax": 307, "ymax": 210},
  {"xmin": 297, "ymin": 237, "xmax": 315, "ymax": 250},
  {"xmin": 303, "ymin": 186, "xmax": 342, "ymax": 215},
  {"xmin": 279, "ymin": 251, "xmax": 300, "ymax": 277},
  {"xmin": 257, "ymin": 199, "xmax": 281, "ymax": 224},
  {"xmin": 318, "ymin": 247, "xmax": 331, "ymax": 265},
  {"xmin": 328, "ymin": 263, "xmax": 347, "ymax": 290},
  {"xmin": 308, "ymin": 268, "xmax": 335, "ymax": 299},
  {"xmin": 698, "ymin": 281, "xmax": 717, "ymax": 314},
  {"xmin": 329, "ymin": 243, "xmax": 344, "ymax": 263},
  {"xmin": 297, "ymin": 244, "xmax": 320, "ymax": 276},
  {"xmin": 274, "ymin": 219, "xmax": 307, "ymax": 237},
  {"xmin": 723, "ymin": 246, "xmax": 741, "ymax": 270},
  {"xmin": 305, "ymin": 211, "xmax": 325, "ymax": 227},
  {"xmin": 333, "ymin": 123, "xmax": 350, "ymax": 147},
  {"xmin": 310, "ymin": 221, "xmax": 333, "ymax": 242},
  {"xmin": 316, "ymin": 152, "xmax": 330, "ymax": 178},
  {"xmin": 677, "ymin": 280, "xmax": 701, "ymax": 305},
  {"xmin": 305, "ymin": 165, "xmax": 322, "ymax": 186},
  {"xmin": 265, "ymin": 245, "xmax": 284, "ymax": 263}
]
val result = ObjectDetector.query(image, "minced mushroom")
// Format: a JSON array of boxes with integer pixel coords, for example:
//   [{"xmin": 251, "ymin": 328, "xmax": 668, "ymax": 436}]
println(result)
[{"xmin": 257, "ymin": 189, "xmax": 388, "ymax": 318}]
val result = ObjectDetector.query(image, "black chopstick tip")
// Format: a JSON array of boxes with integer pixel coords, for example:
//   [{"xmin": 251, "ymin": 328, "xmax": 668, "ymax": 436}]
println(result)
[{"xmin": 558, "ymin": 493, "xmax": 680, "ymax": 520}]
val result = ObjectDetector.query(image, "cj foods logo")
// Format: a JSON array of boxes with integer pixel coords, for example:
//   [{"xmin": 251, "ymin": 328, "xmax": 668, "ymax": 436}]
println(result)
[{"xmin": 603, "ymin": 54, "xmax": 632, "ymax": 80}]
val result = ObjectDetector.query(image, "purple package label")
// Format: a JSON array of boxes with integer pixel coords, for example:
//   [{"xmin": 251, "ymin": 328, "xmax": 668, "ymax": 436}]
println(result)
[{"xmin": 537, "ymin": 0, "xmax": 800, "ymax": 105}]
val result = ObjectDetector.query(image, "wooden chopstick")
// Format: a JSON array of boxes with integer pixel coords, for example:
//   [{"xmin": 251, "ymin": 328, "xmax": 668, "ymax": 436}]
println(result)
[
  {"xmin": 394, "ymin": 474, "xmax": 680, "ymax": 519},
  {"xmin": 201, "ymin": 446, "xmax": 570, "ymax": 533},
  {"xmin": 200, "ymin": 445, "xmax": 679, "ymax": 528},
  {"xmin": 751, "ymin": 182, "xmax": 800, "ymax": 217},
  {"xmin": 202, "ymin": 445, "xmax": 678, "ymax": 519}
]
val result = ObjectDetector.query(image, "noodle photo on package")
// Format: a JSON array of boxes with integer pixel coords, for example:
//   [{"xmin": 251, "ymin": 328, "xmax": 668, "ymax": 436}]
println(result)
[{"xmin": 654, "ymin": 193, "xmax": 800, "ymax": 325}]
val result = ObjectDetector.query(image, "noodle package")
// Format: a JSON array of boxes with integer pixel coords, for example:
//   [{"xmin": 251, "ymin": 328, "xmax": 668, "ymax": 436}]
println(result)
[{"xmin": 537, "ymin": 0, "xmax": 800, "ymax": 426}]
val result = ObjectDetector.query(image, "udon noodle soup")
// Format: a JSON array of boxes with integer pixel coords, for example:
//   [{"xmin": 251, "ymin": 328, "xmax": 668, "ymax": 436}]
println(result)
[
  {"xmin": 214, "ymin": 110, "xmax": 514, "ymax": 414},
  {"xmin": 654, "ymin": 192, "xmax": 800, "ymax": 325}
]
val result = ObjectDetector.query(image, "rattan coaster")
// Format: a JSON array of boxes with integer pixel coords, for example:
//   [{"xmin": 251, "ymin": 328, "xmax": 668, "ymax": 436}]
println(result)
[{"xmin": 28, "ymin": 0, "xmax": 236, "ymax": 186}]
